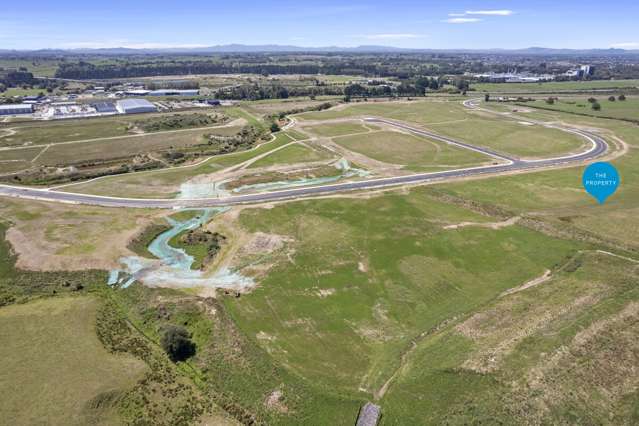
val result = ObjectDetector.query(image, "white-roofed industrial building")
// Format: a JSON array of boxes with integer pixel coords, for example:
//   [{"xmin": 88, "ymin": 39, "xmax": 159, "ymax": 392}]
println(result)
[
  {"xmin": 0, "ymin": 103, "xmax": 34, "ymax": 115},
  {"xmin": 116, "ymin": 99, "xmax": 157, "ymax": 114}
]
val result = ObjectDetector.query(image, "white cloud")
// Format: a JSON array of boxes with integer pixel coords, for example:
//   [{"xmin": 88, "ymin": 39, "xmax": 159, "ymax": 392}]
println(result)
[
  {"xmin": 611, "ymin": 42, "xmax": 639, "ymax": 49},
  {"xmin": 444, "ymin": 18, "xmax": 482, "ymax": 24},
  {"xmin": 465, "ymin": 10, "xmax": 514, "ymax": 16},
  {"xmin": 448, "ymin": 13, "xmax": 466, "ymax": 17},
  {"xmin": 358, "ymin": 33, "xmax": 426, "ymax": 40}
]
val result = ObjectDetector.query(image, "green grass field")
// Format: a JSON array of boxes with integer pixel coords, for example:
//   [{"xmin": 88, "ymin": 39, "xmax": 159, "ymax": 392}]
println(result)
[
  {"xmin": 522, "ymin": 96, "xmax": 639, "ymax": 121},
  {"xmin": 296, "ymin": 100, "xmax": 470, "ymax": 125},
  {"xmin": 297, "ymin": 100, "xmax": 586, "ymax": 158},
  {"xmin": 228, "ymin": 189, "xmax": 581, "ymax": 398},
  {"xmin": 0, "ymin": 296, "xmax": 147, "ymax": 425},
  {"xmin": 427, "ymin": 116, "xmax": 586, "ymax": 158},
  {"xmin": 248, "ymin": 142, "xmax": 333, "ymax": 168},
  {"xmin": 380, "ymin": 250, "xmax": 639, "ymax": 424},
  {"xmin": 0, "ymin": 59, "xmax": 60, "ymax": 77},
  {"xmin": 304, "ymin": 122, "xmax": 377, "ymax": 137},
  {"xmin": 472, "ymin": 79, "xmax": 639, "ymax": 93},
  {"xmin": 332, "ymin": 130, "xmax": 489, "ymax": 170},
  {"xmin": 32, "ymin": 125, "xmax": 242, "ymax": 166}
]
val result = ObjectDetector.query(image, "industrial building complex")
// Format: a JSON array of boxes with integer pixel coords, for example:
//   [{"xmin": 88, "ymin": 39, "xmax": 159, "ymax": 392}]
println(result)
[{"xmin": 115, "ymin": 99, "xmax": 158, "ymax": 114}]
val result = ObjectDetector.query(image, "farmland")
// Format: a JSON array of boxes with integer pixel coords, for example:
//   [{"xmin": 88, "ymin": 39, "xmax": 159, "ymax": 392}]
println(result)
[
  {"xmin": 519, "ymin": 96, "xmax": 639, "ymax": 121},
  {"xmin": 472, "ymin": 79, "xmax": 639, "ymax": 93},
  {"xmin": 0, "ymin": 297, "xmax": 147, "ymax": 426}
]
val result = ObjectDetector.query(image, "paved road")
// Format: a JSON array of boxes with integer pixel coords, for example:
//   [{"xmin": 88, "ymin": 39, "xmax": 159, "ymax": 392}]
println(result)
[{"xmin": 0, "ymin": 105, "xmax": 609, "ymax": 209}]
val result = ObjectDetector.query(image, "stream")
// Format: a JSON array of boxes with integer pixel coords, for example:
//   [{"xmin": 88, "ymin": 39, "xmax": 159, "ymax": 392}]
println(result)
[{"xmin": 108, "ymin": 208, "xmax": 255, "ymax": 291}]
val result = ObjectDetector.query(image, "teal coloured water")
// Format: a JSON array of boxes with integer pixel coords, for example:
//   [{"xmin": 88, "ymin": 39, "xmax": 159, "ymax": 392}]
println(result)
[
  {"xmin": 177, "ymin": 158, "xmax": 369, "ymax": 199},
  {"xmin": 110, "ymin": 208, "xmax": 255, "ymax": 291}
]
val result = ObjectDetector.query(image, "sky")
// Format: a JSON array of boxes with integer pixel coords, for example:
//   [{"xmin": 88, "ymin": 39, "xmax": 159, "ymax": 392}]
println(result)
[{"xmin": 1, "ymin": 0, "xmax": 638, "ymax": 50}]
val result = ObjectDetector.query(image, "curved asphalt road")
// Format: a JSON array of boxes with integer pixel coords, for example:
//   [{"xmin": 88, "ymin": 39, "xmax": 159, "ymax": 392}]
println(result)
[{"xmin": 0, "ymin": 101, "xmax": 609, "ymax": 209}]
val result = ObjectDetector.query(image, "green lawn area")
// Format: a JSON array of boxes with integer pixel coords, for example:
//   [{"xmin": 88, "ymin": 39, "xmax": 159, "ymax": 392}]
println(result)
[
  {"xmin": 0, "ymin": 296, "xmax": 147, "ymax": 425},
  {"xmin": 227, "ymin": 188, "xmax": 581, "ymax": 399},
  {"xmin": 249, "ymin": 142, "xmax": 333, "ymax": 168},
  {"xmin": 427, "ymin": 116, "xmax": 586, "ymax": 158},
  {"xmin": 472, "ymin": 79, "xmax": 639, "ymax": 93},
  {"xmin": 296, "ymin": 100, "xmax": 469, "ymax": 126},
  {"xmin": 304, "ymin": 122, "xmax": 377, "ymax": 137},
  {"xmin": 522, "ymin": 96, "xmax": 639, "ymax": 121},
  {"xmin": 332, "ymin": 130, "xmax": 491, "ymax": 171}
]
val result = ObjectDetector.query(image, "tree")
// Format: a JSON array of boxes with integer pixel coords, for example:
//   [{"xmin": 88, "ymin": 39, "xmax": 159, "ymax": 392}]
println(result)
[
  {"xmin": 608, "ymin": 96, "xmax": 616, "ymax": 102},
  {"xmin": 455, "ymin": 79, "xmax": 469, "ymax": 91},
  {"xmin": 591, "ymin": 101, "xmax": 601, "ymax": 111},
  {"xmin": 619, "ymin": 94, "xmax": 626, "ymax": 101},
  {"xmin": 485, "ymin": 93, "xmax": 490, "ymax": 102},
  {"xmin": 160, "ymin": 325, "xmax": 195, "ymax": 362},
  {"xmin": 270, "ymin": 122, "xmax": 280, "ymax": 133}
]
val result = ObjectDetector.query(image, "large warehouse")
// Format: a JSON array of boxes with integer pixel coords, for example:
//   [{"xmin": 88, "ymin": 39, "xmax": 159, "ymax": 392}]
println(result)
[
  {"xmin": 115, "ymin": 99, "xmax": 157, "ymax": 114},
  {"xmin": 0, "ymin": 103, "xmax": 34, "ymax": 115}
]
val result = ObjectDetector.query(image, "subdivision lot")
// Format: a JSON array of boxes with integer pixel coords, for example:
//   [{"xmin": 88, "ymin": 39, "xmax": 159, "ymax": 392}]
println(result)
[
  {"xmin": 296, "ymin": 100, "xmax": 470, "ymax": 125},
  {"xmin": 33, "ymin": 125, "xmax": 242, "ymax": 166},
  {"xmin": 248, "ymin": 143, "xmax": 333, "ymax": 168},
  {"xmin": 304, "ymin": 122, "xmax": 377, "ymax": 137},
  {"xmin": 427, "ymin": 116, "xmax": 586, "ymax": 159},
  {"xmin": 332, "ymin": 130, "xmax": 490, "ymax": 171},
  {"xmin": 0, "ymin": 296, "xmax": 146, "ymax": 426},
  {"xmin": 298, "ymin": 100, "xmax": 587, "ymax": 159},
  {"xmin": 65, "ymin": 132, "xmax": 295, "ymax": 198}
]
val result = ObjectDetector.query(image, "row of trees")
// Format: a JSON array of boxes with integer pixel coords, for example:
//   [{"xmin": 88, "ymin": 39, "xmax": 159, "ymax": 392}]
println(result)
[{"xmin": 52, "ymin": 55, "xmax": 487, "ymax": 80}]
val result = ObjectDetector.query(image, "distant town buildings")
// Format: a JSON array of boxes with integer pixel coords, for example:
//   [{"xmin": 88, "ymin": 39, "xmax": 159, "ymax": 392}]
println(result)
[
  {"xmin": 472, "ymin": 72, "xmax": 555, "ymax": 83},
  {"xmin": 564, "ymin": 64, "xmax": 595, "ymax": 79}
]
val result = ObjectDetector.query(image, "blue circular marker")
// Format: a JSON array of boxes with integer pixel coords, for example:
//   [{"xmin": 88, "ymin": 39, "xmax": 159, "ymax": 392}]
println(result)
[{"xmin": 582, "ymin": 162, "xmax": 620, "ymax": 204}]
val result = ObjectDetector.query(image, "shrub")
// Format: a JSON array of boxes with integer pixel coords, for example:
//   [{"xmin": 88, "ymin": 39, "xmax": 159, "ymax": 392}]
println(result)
[
  {"xmin": 608, "ymin": 96, "xmax": 616, "ymax": 102},
  {"xmin": 587, "ymin": 97, "xmax": 597, "ymax": 103},
  {"xmin": 619, "ymin": 94, "xmax": 626, "ymax": 101},
  {"xmin": 160, "ymin": 325, "xmax": 196, "ymax": 362},
  {"xmin": 591, "ymin": 101, "xmax": 601, "ymax": 111}
]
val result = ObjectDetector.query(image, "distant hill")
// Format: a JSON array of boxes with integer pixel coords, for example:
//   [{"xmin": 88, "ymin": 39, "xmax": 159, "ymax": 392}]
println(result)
[{"xmin": 0, "ymin": 45, "xmax": 638, "ymax": 56}]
